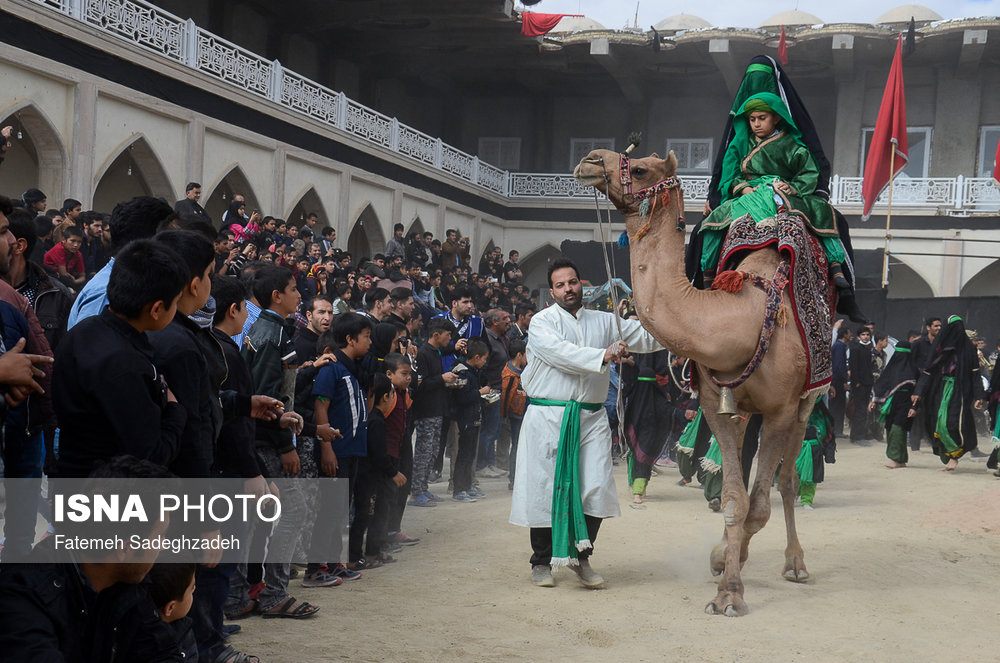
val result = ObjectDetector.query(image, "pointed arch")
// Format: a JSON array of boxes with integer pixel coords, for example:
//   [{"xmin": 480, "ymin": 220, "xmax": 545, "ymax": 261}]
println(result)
[
  {"xmin": 406, "ymin": 215, "xmax": 425, "ymax": 237},
  {"xmin": 284, "ymin": 185, "xmax": 329, "ymax": 229},
  {"xmin": 92, "ymin": 135, "xmax": 174, "ymax": 213},
  {"xmin": 0, "ymin": 102, "xmax": 68, "ymax": 205},
  {"xmin": 476, "ymin": 237, "xmax": 497, "ymax": 275},
  {"xmin": 960, "ymin": 259, "xmax": 1000, "ymax": 297},
  {"xmin": 518, "ymin": 241, "xmax": 562, "ymax": 290},
  {"xmin": 204, "ymin": 164, "xmax": 260, "ymax": 227},
  {"xmin": 347, "ymin": 202, "xmax": 386, "ymax": 261},
  {"xmin": 886, "ymin": 256, "xmax": 935, "ymax": 299}
]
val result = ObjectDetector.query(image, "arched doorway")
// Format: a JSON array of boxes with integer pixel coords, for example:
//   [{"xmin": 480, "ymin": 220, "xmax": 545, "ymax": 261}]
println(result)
[
  {"xmin": 407, "ymin": 215, "xmax": 425, "ymax": 237},
  {"xmin": 347, "ymin": 203, "xmax": 386, "ymax": 261},
  {"xmin": 961, "ymin": 259, "xmax": 1000, "ymax": 297},
  {"xmin": 0, "ymin": 103, "xmax": 67, "ymax": 208},
  {"xmin": 204, "ymin": 165, "xmax": 259, "ymax": 227},
  {"xmin": 285, "ymin": 186, "xmax": 328, "ymax": 230},
  {"xmin": 518, "ymin": 242, "xmax": 562, "ymax": 291},
  {"xmin": 92, "ymin": 135, "xmax": 174, "ymax": 214},
  {"xmin": 885, "ymin": 257, "xmax": 934, "ymax": 299}
]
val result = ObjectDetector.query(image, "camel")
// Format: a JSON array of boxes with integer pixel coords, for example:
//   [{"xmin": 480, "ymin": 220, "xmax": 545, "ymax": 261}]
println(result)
[{"xmin": 574, "ymin": 149, "xmax": 829, "ymax": 616}]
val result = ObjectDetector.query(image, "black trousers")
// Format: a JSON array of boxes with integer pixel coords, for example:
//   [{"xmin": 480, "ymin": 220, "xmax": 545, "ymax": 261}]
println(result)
[
  {"xmin": 829, "ymin": 386, "xmax": 847, "ymax": 438},
  {"xmin": 387, "ymin": 420, "xmax": 414, "ymax": 534},
  {"xmin": 850, "ymin": 384, "xmax": 872, "ymax": 441},
  {"xmin": 453, "ymin": 425, "xmax": 479, "ymax": 494},
  {"xmin": 529, "ymin": 514, "xmax": 602, "ymax": 567}
]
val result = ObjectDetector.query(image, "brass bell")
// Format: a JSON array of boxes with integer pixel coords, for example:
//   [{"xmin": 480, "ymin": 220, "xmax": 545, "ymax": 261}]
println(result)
[{"xmin": 717, "ymin": 386, "xmax": 737, "ymax": 415}]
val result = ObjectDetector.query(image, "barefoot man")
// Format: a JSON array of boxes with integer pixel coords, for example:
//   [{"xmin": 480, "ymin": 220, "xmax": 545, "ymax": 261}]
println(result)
[{"xmin": 509, "ymin": 258, "xmax": 660, "ymax": 588}]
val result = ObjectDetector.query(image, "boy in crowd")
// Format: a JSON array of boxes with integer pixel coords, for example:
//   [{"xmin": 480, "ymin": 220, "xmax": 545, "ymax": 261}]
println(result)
[
  {"xmin": 43, "ymin": 224, "xmax": 86, "ymax": 290},
  {"xmin": 306, "ymin": 312, "xmax": 374, "ymax": 584},
  {"xmin": 502, "ymin": 339, "xmax": 528, "ymax": 490},
  {"xmin": 451, "ymin": 338, "xmax": 491, "ymax": 502},
  {"xmin": 410, "ymin": 317, "xmax": 459, "ymax": 506},
  {"xmin": 240, "ymin": 264, "xmax": 319, "ymax": 619},
  {"xmin": 384, "ymin": 352, "xmax": 421, "ymax": 546},
  {"xmin": 148, "ymin": 563, "xmax": 198, "ymax": 660},
  {"xmin": 53, "ymin": 239, "xmax": 188, "ymax": 477},
  {"xmin": 352, "ymin": 374, "xmax": 408, "ymax": 567}
]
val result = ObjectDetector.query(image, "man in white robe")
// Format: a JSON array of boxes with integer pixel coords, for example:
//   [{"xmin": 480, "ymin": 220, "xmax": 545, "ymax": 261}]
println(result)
[{"xmin": 509, "ymin": 258, "xmax": 660, "ymax": 588}]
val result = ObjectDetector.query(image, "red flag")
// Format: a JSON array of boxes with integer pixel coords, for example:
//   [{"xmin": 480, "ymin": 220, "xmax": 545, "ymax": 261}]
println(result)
[
  {"xmin": 777, "ymin": 26, "xmax": 789, "ymax": 65},
  {"xmin": 993, "ymin": 135, "xmax": 1000, "ymax": 185},
  {"xmin": 862, "ymin": 36, "xmax": 908, "ymax": 220},
  {"xmin": 521, "ymin": 13, "xmax": 573, "ymax": 37}
]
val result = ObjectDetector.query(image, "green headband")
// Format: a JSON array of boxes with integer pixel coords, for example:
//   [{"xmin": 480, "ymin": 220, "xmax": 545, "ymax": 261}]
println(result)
[
  {"xmin": 742, "ymin": 98, "xmax": 775, "ymax": 115},
  {"xmin": 894, "ymin": 347, "xmax": 910, "ymax": 353},
  {"xmin": 745, "ymin": 63, "xmax": 774, "ymax": 75},
  {"xmin": 948, "ymin": 315, "xmax": 962, "ymax": 324}
]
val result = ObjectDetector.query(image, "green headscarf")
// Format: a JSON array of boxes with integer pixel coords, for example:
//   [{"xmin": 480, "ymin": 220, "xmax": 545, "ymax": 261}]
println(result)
[{"xmin": 718, "ymin": 92, "xmax": 810, "ymax": 199}]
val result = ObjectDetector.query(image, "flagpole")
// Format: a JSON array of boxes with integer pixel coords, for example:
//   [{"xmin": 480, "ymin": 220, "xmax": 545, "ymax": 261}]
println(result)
[{"xmin": 881, "ymin": 149, "xmax": 896, "ymax": 288}]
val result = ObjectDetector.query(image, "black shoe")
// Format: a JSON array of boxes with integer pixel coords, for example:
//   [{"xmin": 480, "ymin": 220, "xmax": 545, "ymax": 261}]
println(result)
[{"xmin": 969, "ymin": 448, "xmax": 989, "ymax": 459}]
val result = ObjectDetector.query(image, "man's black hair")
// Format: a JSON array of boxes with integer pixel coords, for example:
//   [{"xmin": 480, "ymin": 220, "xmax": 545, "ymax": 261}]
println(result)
[
  {"xmin": 33, "ymin": 214, "xmax": 52, "ymax": 239},
  {"xmin": 509, "ymin": 249, "xmax": 518, "ymax": 259},
  {"xmin": 79, "ymin": 210, "xmax": 103, "ymax": 226},
  {"xmin": 211, "ymin": 275, "xmax": 248, "ymax": 325},
  {"xmin": 372, "ymin": 373, "xmax": 393, "ymax": 405},
  {"xmin": 61, "ymin": 198, "xmax": 82, "ymax": 213},
  {"xmin": 109, "ymin": 196, "xmax": 175, "ymax": 253},
  {"xmin": 61, "ymin": 225, "xmax": 83, "ymax": 240},
  {"xmin": 239, "ymin": 260, "xmax": 267, "ymax": 290},
  {"xmin": 547, "ymin": 257, "xmax": 580, "ymax": 288},
  {"xmin": 185, "ymin": 182, "xmax": 201, "ymax": 192},
  {"xmin": 874, "ymin": 330, "xmax": 887, "ymax": 342},
  {"xmin": 925, "ymin": 316, "xmax": 942, "ymax": 328},
  {"xmin": 383, "ymin": 352, "xmax": 408, "ymax": 373},
  {"xmin": 364, "ymin": 287, "xmax": 390, "ymax": 312},
  {"xmin": 423, "ymin": 231, "xmax": 433, "ymax": 238},
  {"xmin": 330, "ymin": 311, "xmax": 373, "ymax": 348},
  {"xmin": 450, "ymin": 285, "xmax": 472, "ymax": 305},
  {"xmin": 836, "ymin": 326, "xmax": 851, "ymax": 340},
  {"xmin": 856, "ymin": 325, "xmax": 871, "ymax": 336},
  {"xmin": 333, "ymin": 281, "xmax": 351, "ymax": 298},
  {"xmin": 431, "ymin": 239, "xmax": 441, "ymax": 248},
  {"xmin": 509, "ymin": 339, "xmax": 527, "ymax": 357},
  {"xmin": 0, "ymin": 195, "xmax": 16, "ymax": 216},
  {"xmin": 148, "ymin": 563, "xmax": 197, "ymax": 610},
  {"xmin": 216, "ymin": 229, "xmax": 235, "ymax": 242},
  {"xmin": 321, "ymin": 226, "xmax": 334, "ymax": 237},
  {"xmin": 465, "ymin": 338, "xmax": 488, "ymax": 358},
  {"xmin": 906, "ymin": 329, "xmax": 920, "ymax": 339},
  {"xmin": 108, "ymin": 239, "xmax": 188, "ymax": 319},
  {"xmin": 44, "ymin": 208, "xmax": 61, "ymax": 219},
  {"xmin": 389, "ymin": 287, "xmax": 412, "ymax": 305},
  {"xmin": 374, "ymin": 253, "xmax": 386, "ymax": 262},
  {"xmin": 308, "ymin": 294, "xmax": 333, "ymax": 313},
  {"xmin": 393, "ymin": 222, "xmax": 404, "ymax": 233},
  {"xmin": 156, "ymin": 230, "xmax": 215, "ymax": 281},
  {"xmin": 427, "ymin": 317, "xmax": 455, "ymax": 337},
  {"xmin": 515, "ymin": 304, "xmax": 536, "ymax": 319},
  {"xmin": 9, "ymin": 211, "xmax": 38, "ymax": 257},
  {"xmin": 253, "ymin": 265, "xmax": 295, "ymax": 309}
]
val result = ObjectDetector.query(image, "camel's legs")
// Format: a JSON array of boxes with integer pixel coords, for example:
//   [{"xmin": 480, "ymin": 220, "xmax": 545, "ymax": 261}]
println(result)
[
  {"xmin": 700, "ymin": 408, "xmax": 752, "ymax": 617},
  {"xmin": 774, "ymin": 419, "xmax": 811, "ymax": 582}
]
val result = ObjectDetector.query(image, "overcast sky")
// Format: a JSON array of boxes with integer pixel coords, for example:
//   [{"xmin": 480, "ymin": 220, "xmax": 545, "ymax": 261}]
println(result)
[{"xmin": 525, "ymin": 0, "xmax": 1000, "ymax": 30}]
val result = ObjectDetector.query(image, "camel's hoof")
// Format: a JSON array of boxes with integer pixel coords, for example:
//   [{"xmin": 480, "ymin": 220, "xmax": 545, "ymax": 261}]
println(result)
[
  {"xmin": 705, "ymin": 592, "xmax": 748, "ymax": 617},
  {"xmin": 782, "ymin": 561, "xmax": 810, "ymax": 583}
]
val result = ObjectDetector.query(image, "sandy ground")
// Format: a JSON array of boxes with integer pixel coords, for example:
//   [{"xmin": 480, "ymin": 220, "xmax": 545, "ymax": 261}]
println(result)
[{"xmin": 237, "ymin": 437, "xmax": 1000, "ymax": 663}]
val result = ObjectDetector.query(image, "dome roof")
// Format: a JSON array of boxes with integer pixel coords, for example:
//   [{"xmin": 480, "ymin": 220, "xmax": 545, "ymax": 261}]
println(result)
[
  {"xmin": 652, "ymin": 14, "xmax": 712, "ymax": 32},
  {"xmin": 549, "ymin": 16, "xmax": 606, "ymax": 33},
  {"xmin": 874, "ymin": 5, "xmax": 943, "ymax": 24},
  {"xmin": 759, "ymin": 10, "xmax": 823, "ymax": 28}
]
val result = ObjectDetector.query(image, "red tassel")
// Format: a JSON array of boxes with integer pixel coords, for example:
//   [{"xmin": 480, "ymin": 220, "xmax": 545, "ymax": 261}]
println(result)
[{"xmin": 711, "ymin": 270, "xmax": 747, "ymax": 293}]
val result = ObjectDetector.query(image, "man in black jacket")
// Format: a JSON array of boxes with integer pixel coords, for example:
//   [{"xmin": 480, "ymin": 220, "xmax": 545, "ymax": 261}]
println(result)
[
  {"xmin": 410, "ymin": 317, "xmax": 458, "ymax": 506},
  {"xmin": 909, "ymin": 316, "xmax": 941, "ymax": 452},
  {"xmin": 54, "ymin": 239, "xmax": 189, "ymax": 478},
  {"xmin": 174, "ymin": 181, "xmax": 212, "ymax": 224},
  {"xmin": 848, "ymin": 327, "xmax": 875, "ymax": 446}
]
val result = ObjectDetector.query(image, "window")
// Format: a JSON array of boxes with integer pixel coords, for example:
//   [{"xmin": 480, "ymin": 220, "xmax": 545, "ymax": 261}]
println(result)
[
  {"xmin": 570, "ymin": 138, "xmax": 615, "ymax": 171},
  {"xmin": 977, "ymin": 126, "xmax": 1000, "ymax": 178},
  {"xmin": 860, "ymin": 127, "xmax": 931, "ymax": 178},
  {"xmin": 666, "ymin": 138, "xmax": 713, "ymax": 173},
  {"xmin": 478, "ymin": 137, "xmax": 521, "ymax": 170}
]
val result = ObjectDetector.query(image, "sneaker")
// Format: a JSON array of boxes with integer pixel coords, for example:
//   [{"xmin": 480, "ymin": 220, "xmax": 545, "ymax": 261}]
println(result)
[
  {"xmin": 302, "ymin": 566, "xmax": 343, "ymax": 588},
  {"xmin": 803, "ymin": 504, "xmax": 815, "ymax": 510},
  {"xmin": 569, "ymin": 559, "xmax": 605, "ymax": 588},
  {"xmin": 708, "ymin": 498, "xmax": 721, "ymax": 512},
  {"xmin": 476, "ymin": 467, "xmax": 497, "ymax": 478},
  {"xmin": 383, "ymin": 543, "xmax": 403, "ymax": 554},
  {"xmin": 531, "ymin": 564, "xmax": 555, "ymax": 587},
  {"xmin": 391, "ymin": 532, "xmax": 421, "ymax": 546},
  {"xmin": 677, "ymin": 477, "xmax": 692, "ymax": 487},
  {"xmin": 330, "ymin": 563, "xmax": 362, "ymax": 581},
  {"xmin": 468, "ymin": 488, "xmax": 486, "ymax": 499},
  {"xmin": 408, "ymin": 494, "xmax": 437, "ymax": 507},
  {"xmin": 452, "ymin": 491, "xmax": 478, "ymax": 502},
  {"xmin": 488, "ymin": 465, "xmax": 507, "ymax": 477},
  {"xmin": 423, "ymin": 491, "xmax": 442, "ymax": 502}
]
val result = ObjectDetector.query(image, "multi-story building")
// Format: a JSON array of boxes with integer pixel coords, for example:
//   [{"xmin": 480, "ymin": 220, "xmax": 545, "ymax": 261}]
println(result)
[{"xmin": 1, "ymin": 1, "xmax": 997, "ymax": 332}]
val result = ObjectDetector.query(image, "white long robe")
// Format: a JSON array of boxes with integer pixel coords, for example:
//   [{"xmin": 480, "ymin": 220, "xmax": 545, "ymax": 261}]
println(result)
[{"xmin": 509, "ymin": 303, "xmax": 661, "ymax": 527}]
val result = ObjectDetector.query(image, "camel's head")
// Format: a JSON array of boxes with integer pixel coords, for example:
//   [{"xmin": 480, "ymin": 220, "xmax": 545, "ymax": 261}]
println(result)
[{"xmin": 573, "ymin": 149, "xmax": 679, "ymax": 213}]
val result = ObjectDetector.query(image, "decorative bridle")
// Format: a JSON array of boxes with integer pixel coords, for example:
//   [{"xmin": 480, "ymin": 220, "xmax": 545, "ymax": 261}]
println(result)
[{"xmin": 609, "ymin": 152, "xmax": 686, "ymax": 241}]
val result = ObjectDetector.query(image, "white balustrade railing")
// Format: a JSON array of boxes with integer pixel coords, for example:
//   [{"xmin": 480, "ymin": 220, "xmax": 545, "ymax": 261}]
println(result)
[{"xmin": 20, "ymin": 0, "xmax": 1000, "ymax": 212}]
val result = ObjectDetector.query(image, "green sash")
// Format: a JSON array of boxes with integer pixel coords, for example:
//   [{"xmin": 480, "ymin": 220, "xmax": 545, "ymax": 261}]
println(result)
[
  {"xmin": 676, "ymin": 408, "xmax": 703, "ymax": 456},
  {"xmin": 877, "ymin": 396, "xmax": 894, "ymax": 424},
  {"xmin": 529, "ymin": 397, "xmax": 602, "ymax": 566},
  {"xmin": 700, "ymin": 436, "xmax": 722, "ymax": 474},
  {"xmin": 934, "ymin": 376, "xmax": 961, "ymax": 457}
]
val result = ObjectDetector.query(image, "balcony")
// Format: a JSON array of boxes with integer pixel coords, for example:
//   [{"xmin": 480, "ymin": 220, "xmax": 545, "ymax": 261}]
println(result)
[{"xmin": 22, "ymin": 0, "xmax": 1000, "ymax": 215}]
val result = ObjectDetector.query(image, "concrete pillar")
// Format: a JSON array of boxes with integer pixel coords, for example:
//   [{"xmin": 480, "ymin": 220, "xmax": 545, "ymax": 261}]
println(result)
[
  {"xmin": 71, "ymin": 81, "xmax": 97, "ymax": 208},
  {"xmin": 832, "ymin": 74, "xmax": 865, "ymax": 177},
  {"xmin": 940, "ymin": 233, "xmax": 963, "ymax": 297},
  {"xmin": 185, "ymin": 118, "xmax": 204, "ymax": 192},
  {"xmin": 272, "ymin": 146, "xmax": 286, "ymax": 219},
  {"xmin": 930, "ymin": 66, "xmax": 980, "ymax": 177}
]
